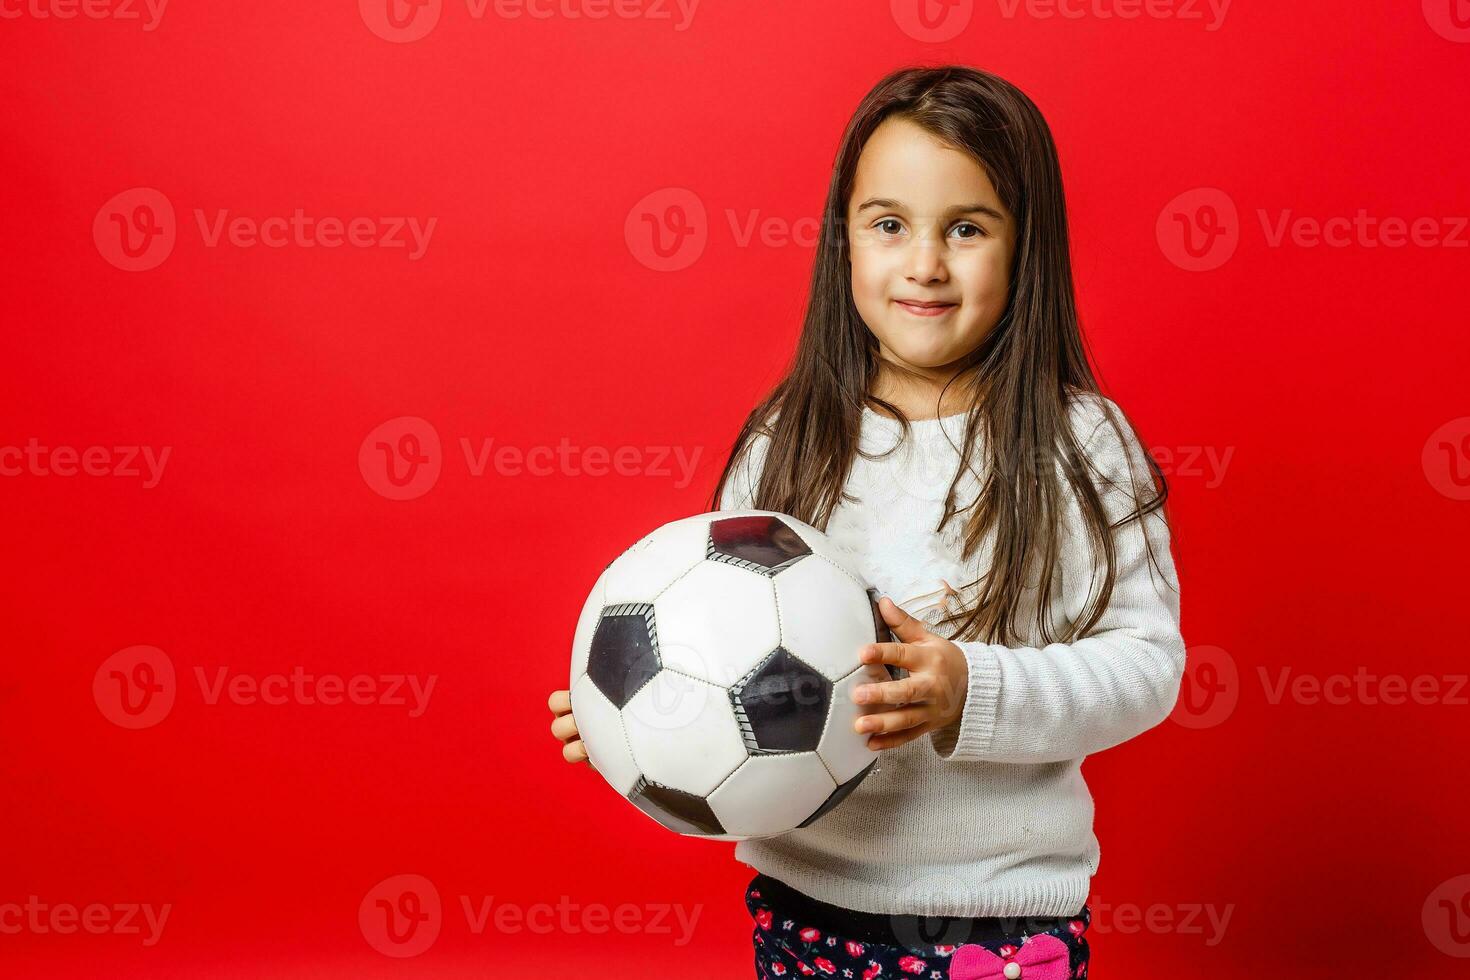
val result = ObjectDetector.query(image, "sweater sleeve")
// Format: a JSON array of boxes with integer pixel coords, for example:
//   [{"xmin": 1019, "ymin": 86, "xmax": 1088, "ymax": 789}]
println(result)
[{"xmin": 928, "ymin": 400, "xmax": 1186, "ymax": 764}]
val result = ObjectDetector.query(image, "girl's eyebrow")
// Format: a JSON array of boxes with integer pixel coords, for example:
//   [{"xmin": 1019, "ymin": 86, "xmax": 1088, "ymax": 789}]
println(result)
[{"xmin": 855, "ymin": 197, "xmax": 1006, "ymax": 223}]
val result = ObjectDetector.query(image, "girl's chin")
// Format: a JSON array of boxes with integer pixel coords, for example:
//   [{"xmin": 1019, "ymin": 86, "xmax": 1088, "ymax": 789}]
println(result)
[{"xmin": 883, "ymin": 336, "xmax": 962, "ymax": 368}]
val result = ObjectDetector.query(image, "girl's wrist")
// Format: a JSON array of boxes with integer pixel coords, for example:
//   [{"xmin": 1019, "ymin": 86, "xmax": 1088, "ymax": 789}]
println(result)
[{"xmin": 939, "ymin": 639, "xmax": 970, "ymax": 726}]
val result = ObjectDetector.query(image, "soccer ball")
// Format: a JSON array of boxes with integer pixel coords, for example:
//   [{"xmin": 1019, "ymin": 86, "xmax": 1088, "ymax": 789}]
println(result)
[{"xmin": 568, "ymin": 509, "xmax": 893, "ymax": 841}]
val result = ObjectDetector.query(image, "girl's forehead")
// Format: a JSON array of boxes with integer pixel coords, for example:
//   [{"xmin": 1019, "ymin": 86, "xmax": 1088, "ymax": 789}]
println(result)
[{"xmin": 850, "ymin": 119, "xmax": 1004, "ymax": 216}]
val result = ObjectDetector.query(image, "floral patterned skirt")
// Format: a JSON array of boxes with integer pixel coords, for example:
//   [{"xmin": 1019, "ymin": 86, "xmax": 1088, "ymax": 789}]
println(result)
[{"xmin": 746, "ymin": 873, "xmax": 1091, "ymax": 979}]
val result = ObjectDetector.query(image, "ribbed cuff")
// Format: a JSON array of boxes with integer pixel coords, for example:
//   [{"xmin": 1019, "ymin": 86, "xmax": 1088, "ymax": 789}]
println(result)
[{"xmin": 929, "ymin": 641, "xmax": 1002, "ymax": 762}]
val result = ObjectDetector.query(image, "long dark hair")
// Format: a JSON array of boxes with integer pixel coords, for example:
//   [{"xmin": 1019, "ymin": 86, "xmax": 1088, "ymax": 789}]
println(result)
[{"xmin": 709, "ymin": 65, "xmax": 1172, "ymax": 646}]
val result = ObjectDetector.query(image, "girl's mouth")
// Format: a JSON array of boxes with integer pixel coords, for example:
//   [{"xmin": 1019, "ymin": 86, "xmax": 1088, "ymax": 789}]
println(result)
[{"xmin": 894, "ymin": 300, "xmax": 957, "ymax": 317}]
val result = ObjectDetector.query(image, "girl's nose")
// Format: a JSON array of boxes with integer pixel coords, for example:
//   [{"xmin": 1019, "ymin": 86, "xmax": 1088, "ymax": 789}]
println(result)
[{"xmin": 905, "ymin": 235, "xmax": 948, "ymax": 282}]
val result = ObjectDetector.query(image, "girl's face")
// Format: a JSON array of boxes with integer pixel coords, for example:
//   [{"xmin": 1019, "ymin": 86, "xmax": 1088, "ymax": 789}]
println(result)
[{"xmin": 846, "ymin": 116, "xmax": 1017, "ymax": 383}]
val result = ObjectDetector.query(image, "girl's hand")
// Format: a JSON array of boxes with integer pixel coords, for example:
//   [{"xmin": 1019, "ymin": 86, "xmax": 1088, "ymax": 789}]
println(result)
[
  {"xmin": 851, "ymin": 596, "xmax": 970, "ymax": 750},
  {"xmin": 548, "ymin": 689, "xmax": 597, "ymax": 768}
]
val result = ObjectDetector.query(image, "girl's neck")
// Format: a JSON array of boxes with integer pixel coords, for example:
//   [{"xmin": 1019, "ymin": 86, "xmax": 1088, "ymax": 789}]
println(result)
[{"xmin": 869, "ymin": 366, "xmax": 987, "ymax": 421}]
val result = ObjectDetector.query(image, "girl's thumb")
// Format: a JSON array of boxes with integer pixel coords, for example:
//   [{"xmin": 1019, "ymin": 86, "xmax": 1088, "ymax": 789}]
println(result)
[{"xmin": 878, "ymin": 595, "xmax": 931, "ymax": 642}]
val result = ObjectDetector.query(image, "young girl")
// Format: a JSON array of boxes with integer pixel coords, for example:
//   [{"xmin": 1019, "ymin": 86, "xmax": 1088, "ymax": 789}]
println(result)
[{"xmin": 548, "ymin": 64, "xmax": 1184, "ymax": 979}]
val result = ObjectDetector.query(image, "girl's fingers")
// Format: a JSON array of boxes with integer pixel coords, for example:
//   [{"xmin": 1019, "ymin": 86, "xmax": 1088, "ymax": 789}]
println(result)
[
  {"xmin": 550, "ymin": 689, "xmax": 594, "ymax": 767},
  {"xmin": 855, "ymin": 704, "xmax": 930, "ymax": 735},
  {"xmin": 854, "ymin": 675, "xmax": 933, "ymax": 705},
  {"xmin": 550, "ymin": 713, "xmax": 579, "ymax": 741},
  {"xmin": 860, "ymin": 642, "xmax": 923, "ymax": 671},
  {"xmin": 867, "ymin": 723, "xmax": 931, "ymax": 751}
]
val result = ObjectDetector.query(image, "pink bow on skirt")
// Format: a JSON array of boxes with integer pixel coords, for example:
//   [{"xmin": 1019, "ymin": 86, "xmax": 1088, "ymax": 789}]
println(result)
[{"xmin": 948, "ymin": 934, "xmax": 1071, "ymax": 980}]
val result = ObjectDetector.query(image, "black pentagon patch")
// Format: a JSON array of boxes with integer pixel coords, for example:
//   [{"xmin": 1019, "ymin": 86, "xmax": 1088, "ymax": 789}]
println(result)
[
  {"xmin": 708, "ymin": 515, "xmax": 811, "ymax": 575},
  {"xmin": 628, "ymin": 776, "xmax": 725, "ymax": 836},
  {"xmin": 867, "ymin": 588, "xmax": 903, "ymax": 681},
  {"xmin": 798, "ymin": 760, "xmax": 877, "ymax": 829},
  {"xmin": 587, "ymin": 603, "xmax": 660, "ymax": 709},
  {"xmin": 867, "ymin": 587, "xmax": 893, "ymax": 644},
  {"xmin": 731, "ymin": 647, "xmax": 831, "ymax": 753}
]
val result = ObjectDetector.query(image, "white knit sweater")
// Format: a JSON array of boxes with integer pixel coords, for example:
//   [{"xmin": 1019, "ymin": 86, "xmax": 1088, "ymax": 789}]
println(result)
[{"xmin": 717, "ymin": 392, "xmax": 1185, "ymax": 918}]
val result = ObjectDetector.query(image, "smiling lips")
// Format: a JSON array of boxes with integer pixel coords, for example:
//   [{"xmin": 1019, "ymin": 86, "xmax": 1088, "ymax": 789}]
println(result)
[{"xmin": 895, "ymin": 299, "xmax": 957, "ymax": 317}]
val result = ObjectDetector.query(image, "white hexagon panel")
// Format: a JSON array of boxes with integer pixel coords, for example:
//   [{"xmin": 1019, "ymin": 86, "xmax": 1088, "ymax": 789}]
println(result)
[
  {"xmin": 773, "ymin": 554, "xmax": 877, "ymax": 681},
  {"xmin": 706, "ymin": 752, "xmax": 835, "ymax": 839},
  {"xmin": 818, "ymin": 662, "xmax": 890, "ymax": 784},
  {"xmin": 602, "ymin": 515, "xmax": 710, "ymax": 606},
  {"xmin": 654, "ymin": 560, "xmax": 780, "ymax": 689},
  {"xmin": 568, "ymin": 671, "xmax": 641, "ymax": 796},
  {"xmin": 622, "ymin": 669, "xmax": 747, "ymax": 798}
]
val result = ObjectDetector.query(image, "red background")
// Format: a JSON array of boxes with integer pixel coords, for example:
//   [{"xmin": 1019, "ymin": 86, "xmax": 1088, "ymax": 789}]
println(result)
[{"xmin": 3, "ymin": 1, "xmax": 1469, "ymax": 976}]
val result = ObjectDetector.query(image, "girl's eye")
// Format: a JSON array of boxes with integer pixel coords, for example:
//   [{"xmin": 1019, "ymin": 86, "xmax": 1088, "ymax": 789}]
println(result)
[{"xmin": 871, "ymin": 219, "xmax": 985, "ymax": 239}]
